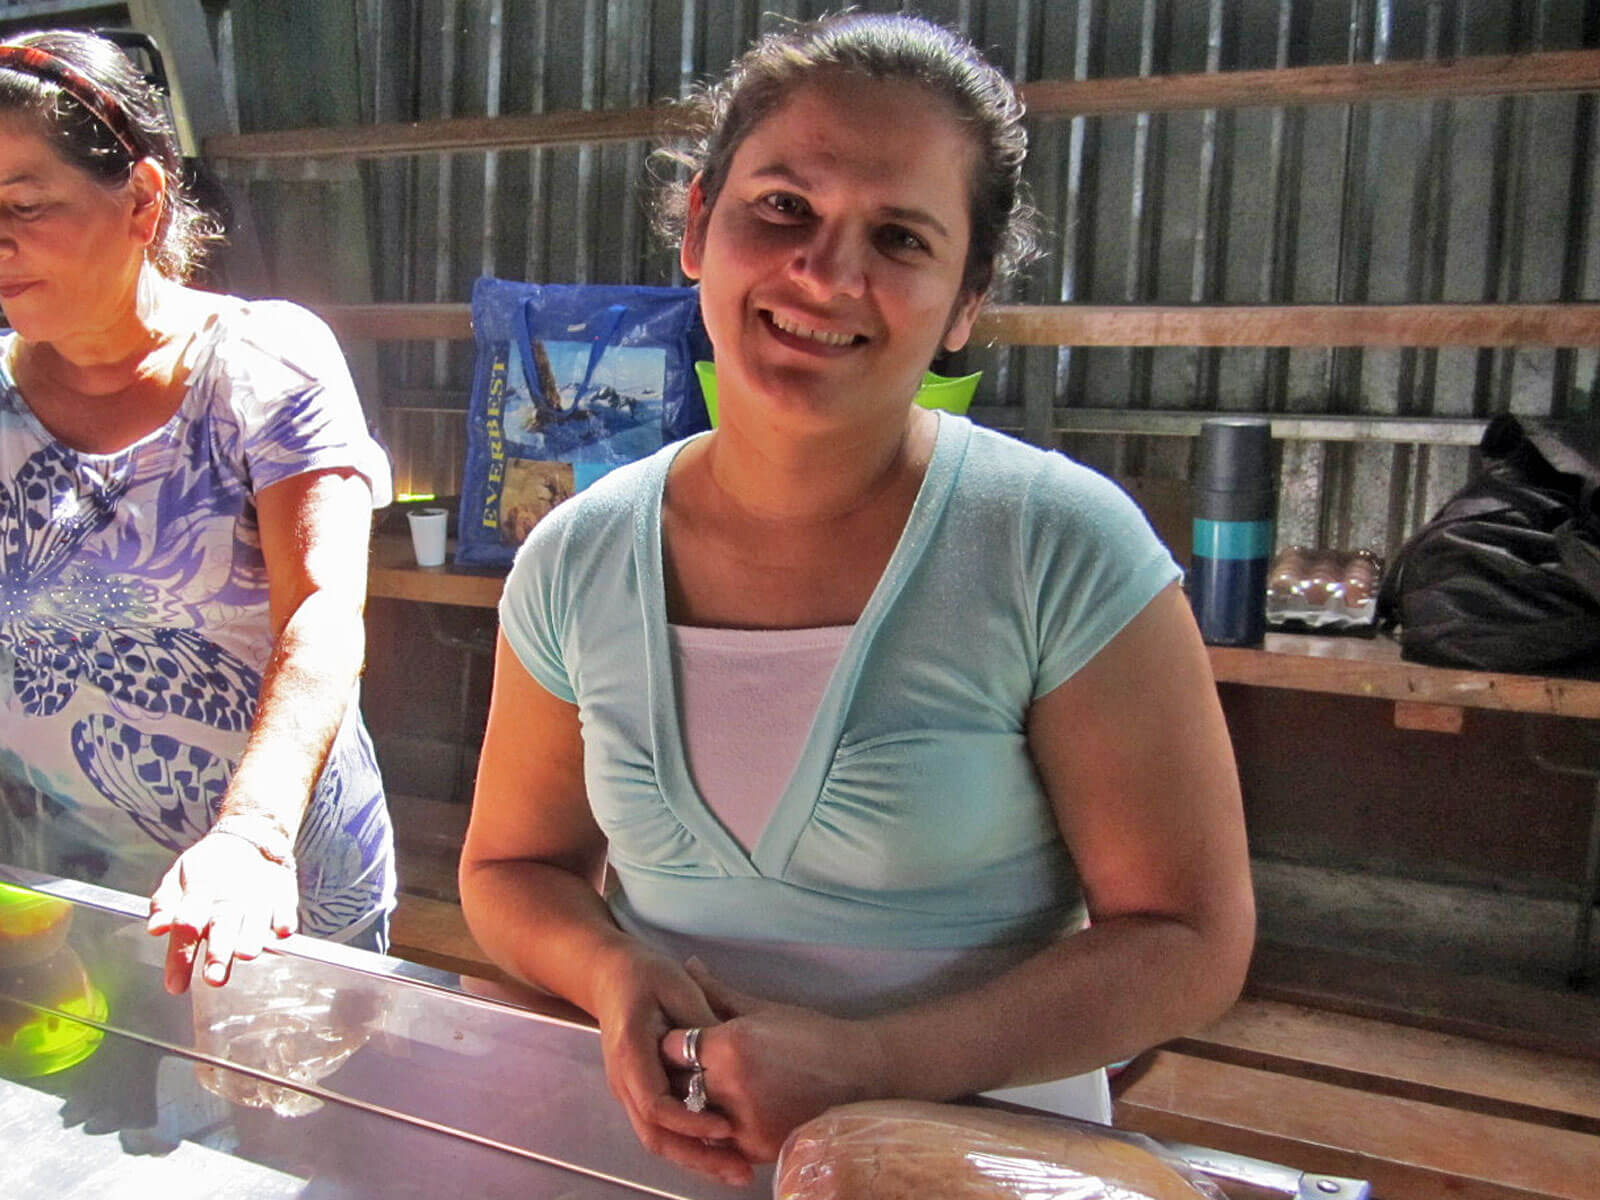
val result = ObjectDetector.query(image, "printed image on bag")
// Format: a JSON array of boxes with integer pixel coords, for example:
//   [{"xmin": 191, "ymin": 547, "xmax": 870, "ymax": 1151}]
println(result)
[{"xmin": 458, "ymin": 277, "xmax": 711, "ymax": 566}]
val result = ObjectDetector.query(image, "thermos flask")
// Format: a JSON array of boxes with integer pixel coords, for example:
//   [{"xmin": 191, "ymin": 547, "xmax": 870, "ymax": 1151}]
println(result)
[{"xmin": 1190, "ymin": 418, "xmax": 1276, "ymax": 646}]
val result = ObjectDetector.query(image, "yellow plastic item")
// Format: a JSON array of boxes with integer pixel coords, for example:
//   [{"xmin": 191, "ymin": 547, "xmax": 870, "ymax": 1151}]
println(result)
[{"xmin": 0, "ymin": 881, "xmax": 74, "ymax": 968}]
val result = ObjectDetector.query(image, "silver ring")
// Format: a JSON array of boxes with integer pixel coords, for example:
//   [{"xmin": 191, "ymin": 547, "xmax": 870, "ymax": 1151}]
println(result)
[{"xmin": 682, "ymin": 1027, "xmax": 707, "ymax": 1111}]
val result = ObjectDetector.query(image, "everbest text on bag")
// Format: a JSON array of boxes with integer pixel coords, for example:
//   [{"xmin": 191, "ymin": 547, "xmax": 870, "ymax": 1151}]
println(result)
[{"xmin": 457, "ymin": 278, "xmax": 711, "ymax": 567}]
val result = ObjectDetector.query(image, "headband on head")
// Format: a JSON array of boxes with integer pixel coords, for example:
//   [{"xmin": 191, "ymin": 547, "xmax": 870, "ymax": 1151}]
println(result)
[{"xmin": 0, "ymin": 42, "xmax": 141, "ymax": 160}]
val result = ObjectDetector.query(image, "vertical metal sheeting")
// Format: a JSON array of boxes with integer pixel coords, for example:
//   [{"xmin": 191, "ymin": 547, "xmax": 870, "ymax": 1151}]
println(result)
[
  {"xmin": 307, "ymin": 0, "xmax": 1599, "ymax": 552},
  {"xmin": 1052, "ymin": 0, "xmax": 1098, "ymax": 440}
]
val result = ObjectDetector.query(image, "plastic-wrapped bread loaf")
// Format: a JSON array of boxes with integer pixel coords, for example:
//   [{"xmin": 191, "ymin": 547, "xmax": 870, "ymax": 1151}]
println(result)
[{"xmin": 775, "ymin": 1100, "xmax": 1223, "ymax": 1200}]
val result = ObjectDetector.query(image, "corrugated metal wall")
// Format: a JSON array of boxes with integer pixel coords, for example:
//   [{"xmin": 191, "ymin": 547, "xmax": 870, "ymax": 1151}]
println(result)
[{"xmin": 225, "ymin": 0, "xmax": 1600, "ymax": 559}]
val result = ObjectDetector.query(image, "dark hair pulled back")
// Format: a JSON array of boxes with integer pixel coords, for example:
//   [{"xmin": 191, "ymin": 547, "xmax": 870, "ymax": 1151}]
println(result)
[
  {"xmin": 0, "ymin": 29, "xmax": 219, "ymax": 282},
  {"xmin": 656, "ymin": 12, "xmax": 1040, "ymax": 297}
]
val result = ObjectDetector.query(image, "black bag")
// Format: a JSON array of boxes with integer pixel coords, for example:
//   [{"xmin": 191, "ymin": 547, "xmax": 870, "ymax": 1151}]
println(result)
[{"xmin": 1377, "ymin": 414, "xmax": 1600, "ymax": 676}]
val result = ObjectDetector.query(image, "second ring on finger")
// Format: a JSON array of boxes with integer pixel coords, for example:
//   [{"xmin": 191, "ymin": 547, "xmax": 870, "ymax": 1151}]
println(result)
[{"xmin": 681, "ymin": 1027, "xmax": 709, "ymax": 1112}]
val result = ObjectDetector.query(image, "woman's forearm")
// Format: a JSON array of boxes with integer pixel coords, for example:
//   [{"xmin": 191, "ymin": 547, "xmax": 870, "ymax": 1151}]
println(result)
[
  {"xmin": 217, "ymin": 587, "xmax": 366, "ymax": 839},
  {"xmin": 459, "ymin": 857, "xmax": 639, "ymax": 1017},
  {"xmin": 863, "ymin": 909, "xmax": 1252, "ymax": 1101}
]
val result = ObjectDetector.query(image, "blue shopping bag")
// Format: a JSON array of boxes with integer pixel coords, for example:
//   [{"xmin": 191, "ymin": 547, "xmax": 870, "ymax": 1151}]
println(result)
[{"xmin": 457, "ymin": 277, "xmax": 711, "ymax": 567}]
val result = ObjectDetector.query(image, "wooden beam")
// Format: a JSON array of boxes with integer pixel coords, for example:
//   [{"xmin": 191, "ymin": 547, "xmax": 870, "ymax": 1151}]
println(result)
[
  {"xmin": 1022, "ymin": 47, "xmax": 1600, "ymax": 118},
  {"xmin": 206, "ymin": 105, "xmax": 675, "ymax": 162},
  {"xmin": 319, "ymin": 302, "xmax": 473, "ymax": 341},
  {"xmin": 205, "ymin": 50, "xmax": 1600, "ymax": 164},
  {"xmin": 315, "ymin": 301, "xmax": 1600, "ymax": 349},
  {"xmin": 1209, "ymin": 633, "xmax": 1600, "ymax": 720},
  {"xmin": 975, "ymin": 303, "xmax": 1600, "ymax": 347},
  {"xmin": 969, "ymin": 407, "xmax": 1490, "ymax": 446}
]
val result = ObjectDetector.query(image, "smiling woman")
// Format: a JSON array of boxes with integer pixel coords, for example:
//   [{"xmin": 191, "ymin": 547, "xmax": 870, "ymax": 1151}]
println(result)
[
  {"xmin": 0, "ymin": 30, "xmax": 395, "ymax": 992},
  {"xmin": 459, "ymin": 12, "xmax": 1254, "ymax": 1189}
]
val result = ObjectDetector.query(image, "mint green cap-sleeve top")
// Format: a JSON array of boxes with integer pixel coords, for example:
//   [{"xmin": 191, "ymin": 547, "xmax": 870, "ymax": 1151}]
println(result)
[{"xmin": 498, "ymin": 414, "xmax": 1181, "ymax": 974}]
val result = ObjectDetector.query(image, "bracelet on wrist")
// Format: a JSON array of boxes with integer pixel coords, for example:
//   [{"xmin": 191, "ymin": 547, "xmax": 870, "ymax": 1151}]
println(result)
[{"xmin": 210, "ymin": 813, "xmax": 297, "ymax": 869}]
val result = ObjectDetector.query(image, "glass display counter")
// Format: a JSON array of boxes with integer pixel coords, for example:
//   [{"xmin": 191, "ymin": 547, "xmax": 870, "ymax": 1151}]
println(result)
[
  {"xmin": 0, "ymin": 865, "xmax": 762, "ymax": 1199},
  {"xmin": 2, "ymin": 865, "xmax": 1371, "ymax": 1200}
]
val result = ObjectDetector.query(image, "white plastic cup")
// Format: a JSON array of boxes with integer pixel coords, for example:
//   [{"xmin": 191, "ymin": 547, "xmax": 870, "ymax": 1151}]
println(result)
[{"xmin": 407, "ymin": 507, "xmax": 448, "ymax": 567}]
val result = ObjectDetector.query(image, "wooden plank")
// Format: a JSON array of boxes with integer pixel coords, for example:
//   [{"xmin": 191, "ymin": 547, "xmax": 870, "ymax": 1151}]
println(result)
[
  {"xmin": 313, "ymin": 301, "xmax": 1600, "ymax": 348},
  {"xmin": 1115, "ymin": 1050, "xmax": 1600, "ymax": 1200},
  {"xmin": 974, "ymin": 302, "xmax": 1600, "ymax": 347},
  {"xmin": 205, "ymin": 50, "xmax": 1600, "ymax": 164},
  {"xmin": 1392, "ymin": 699, "xmax": 1466, "ymax": 732},
  {"xmin": 968, "ymin": 406, "xmax": 1491, "ymax": 446},
  {"xmin": 207, "ymin": 105, "xmax": 674, "ymax": 161},
  {"xmin": 1176, "ymin": 998, "xmax": 1600, "ymax": 1134},
  {"xmin": 1209, "ymin": 633, "xmax": 1600, "ymax": 720},
  {"xmin": 368, "ymin": 534, "xmax": 504, "ymax": 609},
  {"xmin": 1246, "ymin": 941, "xmax": 1600, "ymax": 1063},
  {"xmin": 360, "ymin": 548, "xmax": 1600, "ymax": 719},
  {"xmin": 1023, "ymin": 47, "xmax": 1600, "ymax": 118},
  {"xmin": 390, "ymin": 893, "xmax": 500, "ymax": 980},
  {"xmin": 319, "ymin": 302, "xmax": 472, "ymax": 342}
]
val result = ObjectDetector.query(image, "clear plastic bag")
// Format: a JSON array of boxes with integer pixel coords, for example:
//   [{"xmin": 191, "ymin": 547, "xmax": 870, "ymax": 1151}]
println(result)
[{"xmin": 775, "ymin": 1100, "xmax": 1226, "ymax": 1200}]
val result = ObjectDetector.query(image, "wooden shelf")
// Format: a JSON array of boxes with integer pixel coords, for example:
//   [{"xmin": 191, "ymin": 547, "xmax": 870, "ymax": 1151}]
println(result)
[
  {"xmin": 317, "ymin": 300, "xmax": 1600, "ymax": 350},
  {"xmin": 1024, "ymin": 46, "xmax": 1600, "ymax": 118},
  {"xmin": 1213, "ymin": 633, "xmax": 1600, "ymax": 720},
  {"xmin": 207, "ymin": 49, "xmax": 1600, "ymax": 164},
  {"xmin": 366, "ymin": 535, "xmax": 1600, "ymax": 720},
  {"xmin": 368, "ymin": 533, "xmax": 505, "ymax": 609},
  {"xmin": 977, "ymin": 302, "xmax": 1600, "ymax": 348}
]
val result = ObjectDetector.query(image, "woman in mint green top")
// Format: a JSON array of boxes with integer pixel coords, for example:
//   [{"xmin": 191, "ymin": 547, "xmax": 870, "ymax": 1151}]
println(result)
[{"xmin": 461, "ymin": 14, "xmax": 1254, "ymax": 1188}]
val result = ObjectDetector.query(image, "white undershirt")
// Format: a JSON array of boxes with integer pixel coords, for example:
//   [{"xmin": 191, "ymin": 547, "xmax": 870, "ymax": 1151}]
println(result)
[{"xmin": 667, "ymin": 622, "xmax": 851, "ymax": 850}]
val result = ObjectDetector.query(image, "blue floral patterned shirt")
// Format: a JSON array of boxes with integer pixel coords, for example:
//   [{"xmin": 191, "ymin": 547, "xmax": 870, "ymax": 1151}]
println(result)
[{"xmin": 0, "ymin": 299, "xmax": 395, "ymax": 938}]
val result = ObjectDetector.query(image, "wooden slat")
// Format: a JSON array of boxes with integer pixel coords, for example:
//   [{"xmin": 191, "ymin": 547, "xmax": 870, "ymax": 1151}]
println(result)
[
  {"xmin": 320, "ymin": 302, "xmax": 472, "ymax": 342},
  {"xmin": 1175, "ymin": 998, "xmax": 1600, "ymax": 1134},
  {"xmin": 1114, "ymin": 1050, "xmax": 1600, "ymax": 1200},
  {"xmin": 1246, "ymin": 941, "xmax": 1600, "ymax": 1063},
  {"xmin": 1209, "ymin": 633, "xmax": 1600, "ymax": 720},
  {"xmin": 969, "ymin": 407, "xmax": 1491, "ymax": 446},
  {"xmin": 390, "ymin": 893, "xmax": 501, "ymax": 980},
  {"xmin": 314, "ymin": 301, "xmax": 1600, "ymax": 348},
  {"xmin": 974, "ymin": 302, "xmax": 1600, "ymax": 347},
  {"xmin": 207, "ymin": 105, "xmax": 675, "ymax": 161},
  {"xmin": 1022, "ymin": 47, "xmax": 1600, "ymax": 118},
  {"xmin": 362, "ymin": 553, "xmax": 1600, "ymax": 720},
  {"xmin": 205, "ymin": 50, "xmax": 1600, "ymax": 164},
  {"xmin": 368, "ymin": 533, "xmax": 505, "ymax": 609}
]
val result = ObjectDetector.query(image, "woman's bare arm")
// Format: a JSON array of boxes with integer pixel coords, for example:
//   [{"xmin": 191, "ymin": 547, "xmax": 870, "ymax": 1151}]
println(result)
[
  {"xmin": 148, "ymin": 468, "xmax": 374, "ymax": 990},
  {"xmin": 459, "ymin": 633, "xmax": 752, "ymax": 1185}
]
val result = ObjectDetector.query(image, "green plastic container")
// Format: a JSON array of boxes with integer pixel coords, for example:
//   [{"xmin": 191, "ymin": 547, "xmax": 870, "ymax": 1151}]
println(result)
[
  {"xmin": 0, "ymin": 943, "xmax": 107, "ymax": 1079},
  {"xmin": 693, "ymin": 361, "xmax": 981, "ymax": 428}
]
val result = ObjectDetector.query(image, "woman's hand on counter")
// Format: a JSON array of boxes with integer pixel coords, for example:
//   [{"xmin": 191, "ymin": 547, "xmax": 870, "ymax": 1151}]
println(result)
[
  {"xmin": 145, "ymin": 830, "xmax": 299, "ymax": 993},
  {"xmin": 589, "ymin": 940, "xmax": 753, "ymax": 1187},
  {"xmin": 664, "ymin": 959, "xmax": 889, "ymax": 1165}
]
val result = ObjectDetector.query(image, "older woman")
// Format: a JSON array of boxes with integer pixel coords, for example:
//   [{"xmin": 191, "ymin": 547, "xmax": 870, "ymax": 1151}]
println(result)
[
  {"xmin": 460, "ymin": 13, "xmax": 1253, "ymax": 1187},
  {"xmin": 0, "ymin": 31, "xmax": 393, "ymax": 991}
]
